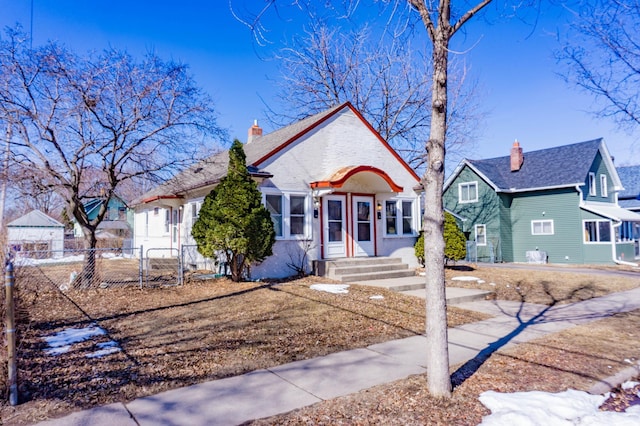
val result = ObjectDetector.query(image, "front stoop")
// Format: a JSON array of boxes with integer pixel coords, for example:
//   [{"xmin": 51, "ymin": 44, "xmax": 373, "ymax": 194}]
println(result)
[{"xmin": 315, "ymin": 257, "xmax": 415, "ymax": 282}]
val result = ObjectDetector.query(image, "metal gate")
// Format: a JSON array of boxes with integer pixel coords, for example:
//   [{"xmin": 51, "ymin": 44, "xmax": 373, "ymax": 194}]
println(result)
[{"xmin": 144, "ymin": 248, "xmax": 181, "ymax": 287}]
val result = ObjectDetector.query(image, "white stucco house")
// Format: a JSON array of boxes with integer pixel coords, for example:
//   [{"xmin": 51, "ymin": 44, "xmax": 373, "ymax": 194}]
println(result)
[
  {"xmin": 132, "ymin": 103, "xmax": 422, "ymax": 279},
  {"xmin": 7, "ymin": 210, "xmax": 65, "ymax": 256}
]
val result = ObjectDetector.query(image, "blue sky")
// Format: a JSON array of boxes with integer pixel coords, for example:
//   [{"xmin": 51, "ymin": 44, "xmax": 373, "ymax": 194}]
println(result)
[{"xmin": 1, "ymin": 0, "xmax": 638, "ymax": 167}]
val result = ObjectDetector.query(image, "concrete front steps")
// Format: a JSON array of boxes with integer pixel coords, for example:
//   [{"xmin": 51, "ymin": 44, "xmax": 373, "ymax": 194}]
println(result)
[{"xmin": 316, "ymin": 257, "xmax": 415, "ymax": 283}]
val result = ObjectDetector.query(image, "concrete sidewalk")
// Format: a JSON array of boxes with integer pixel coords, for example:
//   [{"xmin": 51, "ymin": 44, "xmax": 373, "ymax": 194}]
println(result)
[{"xmin": 37, "ymin": 286, "xmax": 640, "ymax": 426}]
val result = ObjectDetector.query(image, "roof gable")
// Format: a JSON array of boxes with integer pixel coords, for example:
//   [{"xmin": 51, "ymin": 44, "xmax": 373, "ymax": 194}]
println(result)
[
  {"xmin": 136, "ymin": 102, "xmax": 418, "ymax": 204},
  {"xmin": 447, "ymin": 139, "xmax": 615, "ymax": 193},
  {"xmin": 8, "ymin": 210, "xmax": 64, "ymax": 228}
]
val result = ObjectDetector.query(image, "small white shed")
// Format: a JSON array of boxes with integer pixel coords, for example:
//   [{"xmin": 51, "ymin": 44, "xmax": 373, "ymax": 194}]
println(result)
[{"xmin": 7, "ymin": 210, "xmax": 65, "ymax": 256}]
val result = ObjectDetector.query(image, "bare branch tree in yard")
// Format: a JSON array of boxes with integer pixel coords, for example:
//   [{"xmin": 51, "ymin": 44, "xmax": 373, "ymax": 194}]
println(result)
[
  {"xmin": 269, "ymin": 20, "xmax": 482, "ymax": 171},
  {"xmin": 0, "ymin": 28, "xmax": 224, "ymax": 286},
  {"xmin": 561, "ymin": 0, "xmax": 640, "ymax": 134},
  {"xmin": 234, "ymin": 0, "xmax": 493, "ymax": 397}
]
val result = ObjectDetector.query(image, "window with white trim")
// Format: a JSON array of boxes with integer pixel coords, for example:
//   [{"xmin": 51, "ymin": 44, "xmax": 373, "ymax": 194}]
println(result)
[
  {"xmin": 164, "ymin": 209, "xmax": 170, "ymax": 234},
  {"xmin": 588, "ymin": 172, "xmax": 596, "ymax": 196},
  {"xmin": 531, "ymin": 219, "xmax": 554, "ymax": 235},
  {"xmin": 264, "ymin": 192, "xmax": 309, "ymax": 239},
  {"xmin": 584, "ymin": 220, "xmax": 611, "ymax": 242},
  {"xmin": 385, "ymin": 199, "xmax": 415, "ymax": 236},
  {"xmin": 600, "ymin": 174, "xmax": 608, "ymax": 197},
  {"xmin": 459, "ymin": 181, "xmax": 478, "ymax": 203},
  {"xmin": 475, "ymin": 224, "xmax": 487, "ymax": 246}
]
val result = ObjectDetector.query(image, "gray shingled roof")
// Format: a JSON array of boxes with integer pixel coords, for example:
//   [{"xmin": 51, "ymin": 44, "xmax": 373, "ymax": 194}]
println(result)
[
  {"xmin": 135, "ymin": 103, "xmax": 348, "ymax": 205},
  {"xmin": 467, "ymin": 139, "xmax": 603, "ymax": 191},
  {"xmin": 617, "ymin": 165, "xmax": 640, "ymax": 200},
  {"xmin": 8, "ymin": 210, "xmax": 64, "ymax": 228}
]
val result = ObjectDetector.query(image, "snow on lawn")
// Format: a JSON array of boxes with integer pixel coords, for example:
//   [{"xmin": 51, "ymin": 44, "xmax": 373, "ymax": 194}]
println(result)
[
  {"xmin": 479, "ymin": 388, "xmax": 640, "ymax": 425},
  {"xmin": 44, "ymin": 324, "xmax": 121, "ymax": 358},
  {"xmin": 452, "ymin": 276, "xmax": 481, "ymax": 281},
  {"xmin": 310, "ymin": 284, "xmax": 350, "ymax": 294}
]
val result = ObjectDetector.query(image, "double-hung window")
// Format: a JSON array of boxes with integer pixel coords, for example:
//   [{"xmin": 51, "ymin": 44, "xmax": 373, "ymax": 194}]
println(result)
[
  {"xmin": 459, "ymin": 182, "xmax": 478, "ymax": 203},
  {"xmin": 385, "ymin": 199, "xmax": 415, "ymax": 236},
  {"xmin": 265, "ymin": 192, "xmax": 309, "ymax": 239},
  {"xmin": 584, "ymin": 220, "xmax": 611, "ymax": 242},
  {"xmin": 475, "ymin": 224, "xmax": 487, "ymax": 246},
  {"xmin": 588, "ymin": 172, "xmax": 596, "ymax": 196},
  {"xmin": 531, "ymin": 220, "xmax": 554, "ymax": 235},
  {"xmin": 600, "ymin": 174, "xmax": 608, "ymax": 197}
]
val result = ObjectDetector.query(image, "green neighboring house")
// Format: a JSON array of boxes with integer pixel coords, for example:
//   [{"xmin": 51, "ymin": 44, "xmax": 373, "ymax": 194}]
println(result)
[{"xmin": 443, "ymin": 139, "xmax": 640, "ymax": 265}]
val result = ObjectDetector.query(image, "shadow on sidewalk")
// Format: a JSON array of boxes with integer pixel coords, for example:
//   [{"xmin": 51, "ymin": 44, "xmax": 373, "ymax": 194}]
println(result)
[{"xmin": 450, "ymin": 281, "xmax": 628, "ymax": 389}]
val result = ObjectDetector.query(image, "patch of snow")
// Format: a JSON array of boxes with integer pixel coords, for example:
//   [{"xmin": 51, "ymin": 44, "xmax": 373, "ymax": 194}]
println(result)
[
  {"xmin": 44, "ymin": 325, "xmax": 106, "ymax": 355},
  {"xmin": 310, "ymin": 284, "xmax": 350, "ymax": 294},
  {"xmin": 478, "ymin": 280, "xmax": 486, "ymax": 284},
  {"xmin": 452, "ymin": 276, "xmax": 480, "ymax": 281},
  {"xmin": 87, "ymin": 341, "xmax": 121, "ymax": 358},
  {"xmin": 370, "ymin": 295, "xmax": 384, "ymax": 300},
  {"xmin": 15, "ymin": 254, "xmax": 84, "ymax": 267},
  {"xmin": 489, "ymin": 283, "xmax": 496, "ymax": 286},
  {"xmin": 622, "ymin": 381, "xmax": 640, "ymax": 390},
  {"xmin": 479, "ymin": 387, "xmax": 640, "ymax": 425}
]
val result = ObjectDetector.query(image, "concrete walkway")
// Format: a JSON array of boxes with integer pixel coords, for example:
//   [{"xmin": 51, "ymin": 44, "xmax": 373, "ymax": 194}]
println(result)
[{"xmin": 37, "ymin": 283, "xmax": 640, "ymax": 426}]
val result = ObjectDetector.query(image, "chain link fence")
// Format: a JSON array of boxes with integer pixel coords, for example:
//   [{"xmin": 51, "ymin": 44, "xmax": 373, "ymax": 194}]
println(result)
[{"xmin": 8, "ymin": 245, "xmax": 217, "ymax": 290}]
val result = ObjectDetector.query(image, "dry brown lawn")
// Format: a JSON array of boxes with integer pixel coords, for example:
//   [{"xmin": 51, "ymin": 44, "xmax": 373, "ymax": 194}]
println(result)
[{"xmin": 1, "ymin": 263, "xmax": 639, "ymax": 425}]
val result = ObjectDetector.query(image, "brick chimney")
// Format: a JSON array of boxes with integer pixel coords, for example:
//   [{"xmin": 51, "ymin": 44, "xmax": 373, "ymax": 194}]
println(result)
[
  {"xmin": 247, "ymin": 120, "xmax": 262, "ymax": 144},
  {"xmin": 510, "ymin": 140, "xmax": 524, "ymax": 172}
]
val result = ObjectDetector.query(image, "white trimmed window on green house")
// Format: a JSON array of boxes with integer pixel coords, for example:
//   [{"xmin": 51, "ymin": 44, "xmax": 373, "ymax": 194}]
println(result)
[
  {"xmin": 589, "ymin": 172, "xmax": 596, "ymax": 196},
  {"xmin": 385, "ymin": 199, "xmax": 416, "ymax": 236},
  {"xmin": 459, "ymin": 181, "xmax": 478, "ymax": 203},
  {"xmin": 584, "ymin": 219, "xmax": 611, "ymax": 243},
  {"xmin": 475, "ymin": 224, "xmax": 487, "ymax": 246},
  {"xmin": 600, "ymin": 174, "xmax": 608, "ymax": 197},
  {"xmin": 531, "ymin": 219, "xmax": 554, "ymax": 235}
]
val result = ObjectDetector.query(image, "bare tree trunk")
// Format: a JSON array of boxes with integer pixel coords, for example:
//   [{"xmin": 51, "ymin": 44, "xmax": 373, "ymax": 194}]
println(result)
[
  {"xmin": 77, "ymin": 228, "xmax": 98, "ymax": 288},
  {"xmin": 423, "ymin": 24, "xmax": 451, "ymax": 398}
]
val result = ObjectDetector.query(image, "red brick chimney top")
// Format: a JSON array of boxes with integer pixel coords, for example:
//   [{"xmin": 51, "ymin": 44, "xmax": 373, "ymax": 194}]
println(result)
[
  {"xmin": 247, "ymin": 120, "xmax": 263, "ymax": 143},
  {"xmin": 510, "ymin": 140, "xmax": 524, "ymax": 172}
]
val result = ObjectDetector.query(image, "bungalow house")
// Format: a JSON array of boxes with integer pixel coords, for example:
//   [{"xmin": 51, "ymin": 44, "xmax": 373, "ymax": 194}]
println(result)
[
  {"xmin": 132, "ymin": 102, "xmax": 422, "ymax": 279},
  {"xmin": 617, "ymin": 165, "xmax": 640, "ymax": 257},
  {"xmin": 7, "ymin": 209, "xmax": 65, "ymax": 257},
  {"xmin": 443, "ymin": 139, "xmax": 640, "ymax": 265}
]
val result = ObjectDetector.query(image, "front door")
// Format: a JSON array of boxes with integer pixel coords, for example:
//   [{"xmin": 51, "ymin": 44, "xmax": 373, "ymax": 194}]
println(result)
[
  {"xmin": 323, "ymin": 195, "xmax": 347, "ymax": 258},
  {"xmin": 352, "ymin": 196, "xmax": 375, "ymax": 256}
]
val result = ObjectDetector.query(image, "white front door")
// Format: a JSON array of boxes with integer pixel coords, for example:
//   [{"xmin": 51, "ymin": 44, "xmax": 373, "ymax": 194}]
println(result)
[
  {"xmin": 353, "ymin": 196, "xmax": 375, "ymax": 257},
  {"xmin": 323, "ymin": 195, "xmax": 346, "ymax": 258}
]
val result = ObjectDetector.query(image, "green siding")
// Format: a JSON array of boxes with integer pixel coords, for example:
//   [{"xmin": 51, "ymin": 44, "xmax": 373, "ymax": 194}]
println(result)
[
  {"xmin": 498, "ymin": 194, "xmax": 512, "ymax": 262},
  {"xmin": 509, "ymin": 189, "xmax": 584, "ymax": 263},
  {"xmin": 580, "ymin": 209, "xmax": 616, "ymax": 264},
  {"xmin": 443, "ymin": 166, "xmax": 501, "ymax": 262},
  {"xmin": 616, "ymin": 242, "xmax": 635, "ymax": 262},
  {"xmin": 583, "ymin": 152, "xmax": 615, "ymax": 203}
]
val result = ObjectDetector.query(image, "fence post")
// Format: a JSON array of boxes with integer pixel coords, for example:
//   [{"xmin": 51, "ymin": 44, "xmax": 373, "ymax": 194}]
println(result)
[
  {"xmin": 138, "ymin": 246, "xmax": 143, "ymax": 289},
  {"xmin": 5, "ymin": 261, "xmax": 17, "ymax": 405}
]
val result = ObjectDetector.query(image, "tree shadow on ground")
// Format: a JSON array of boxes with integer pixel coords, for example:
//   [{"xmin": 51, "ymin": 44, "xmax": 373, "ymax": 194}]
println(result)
[{"xmin": 450, "ymin": 281, "xmax": 621, "ymax": 389}]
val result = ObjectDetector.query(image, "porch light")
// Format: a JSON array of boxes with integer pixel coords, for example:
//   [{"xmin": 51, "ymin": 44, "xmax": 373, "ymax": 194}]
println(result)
[
  {"xmin": 313, "ymin": 197, "xmax": 320, "ymax": 219},
  {"xmin": 377, "ymin": 201, "xmax": 382, "ymax": 219}
]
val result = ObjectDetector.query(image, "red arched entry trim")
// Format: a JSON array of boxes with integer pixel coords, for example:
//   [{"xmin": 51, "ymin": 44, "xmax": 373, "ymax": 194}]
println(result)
[{"xmin": 310, "ymin": 165, "xmax": 403, "ymax": 193}]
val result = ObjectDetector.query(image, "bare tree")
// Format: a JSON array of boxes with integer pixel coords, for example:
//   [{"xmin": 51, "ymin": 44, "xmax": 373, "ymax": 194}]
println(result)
[
  {"xmin": 234, "ymin": 0, "xmax": 493, "ymax": 397},
  {"xmin": 268, "ymin": 20, "xmax": 482, "ymax": 172},
  {"xmin": 0, "ymin": 28, "xmax": 224, "ymax": 285},
  {"xmin": 560, "ymin": 0, "xmax": 640, "ymax": 133}
]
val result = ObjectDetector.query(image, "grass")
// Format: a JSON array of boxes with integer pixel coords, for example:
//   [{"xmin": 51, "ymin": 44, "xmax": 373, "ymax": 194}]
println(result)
[{"xmin": 0, "ymin": 263, "xmax": 638, "ymax": 424}]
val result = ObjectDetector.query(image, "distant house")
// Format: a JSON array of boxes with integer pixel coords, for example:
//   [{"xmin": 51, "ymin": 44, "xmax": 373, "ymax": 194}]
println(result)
[
  {"xmin": 73, "ymin": 195, "xmax": 132, "ymax": 240},
  {"xmin": 617, "ymin": 165, "xmax": 640, "ymax": 257},
  {"xmin": 133, "ymin": 102, "xmax": 422, "ymax": 278},
  {"xmin": 8, "ymin": 210, "xmax": 65, "ymax": 256},
  {"xmin": 443, "ymin": 139, "xmax": 640, "ymax": 265}
]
